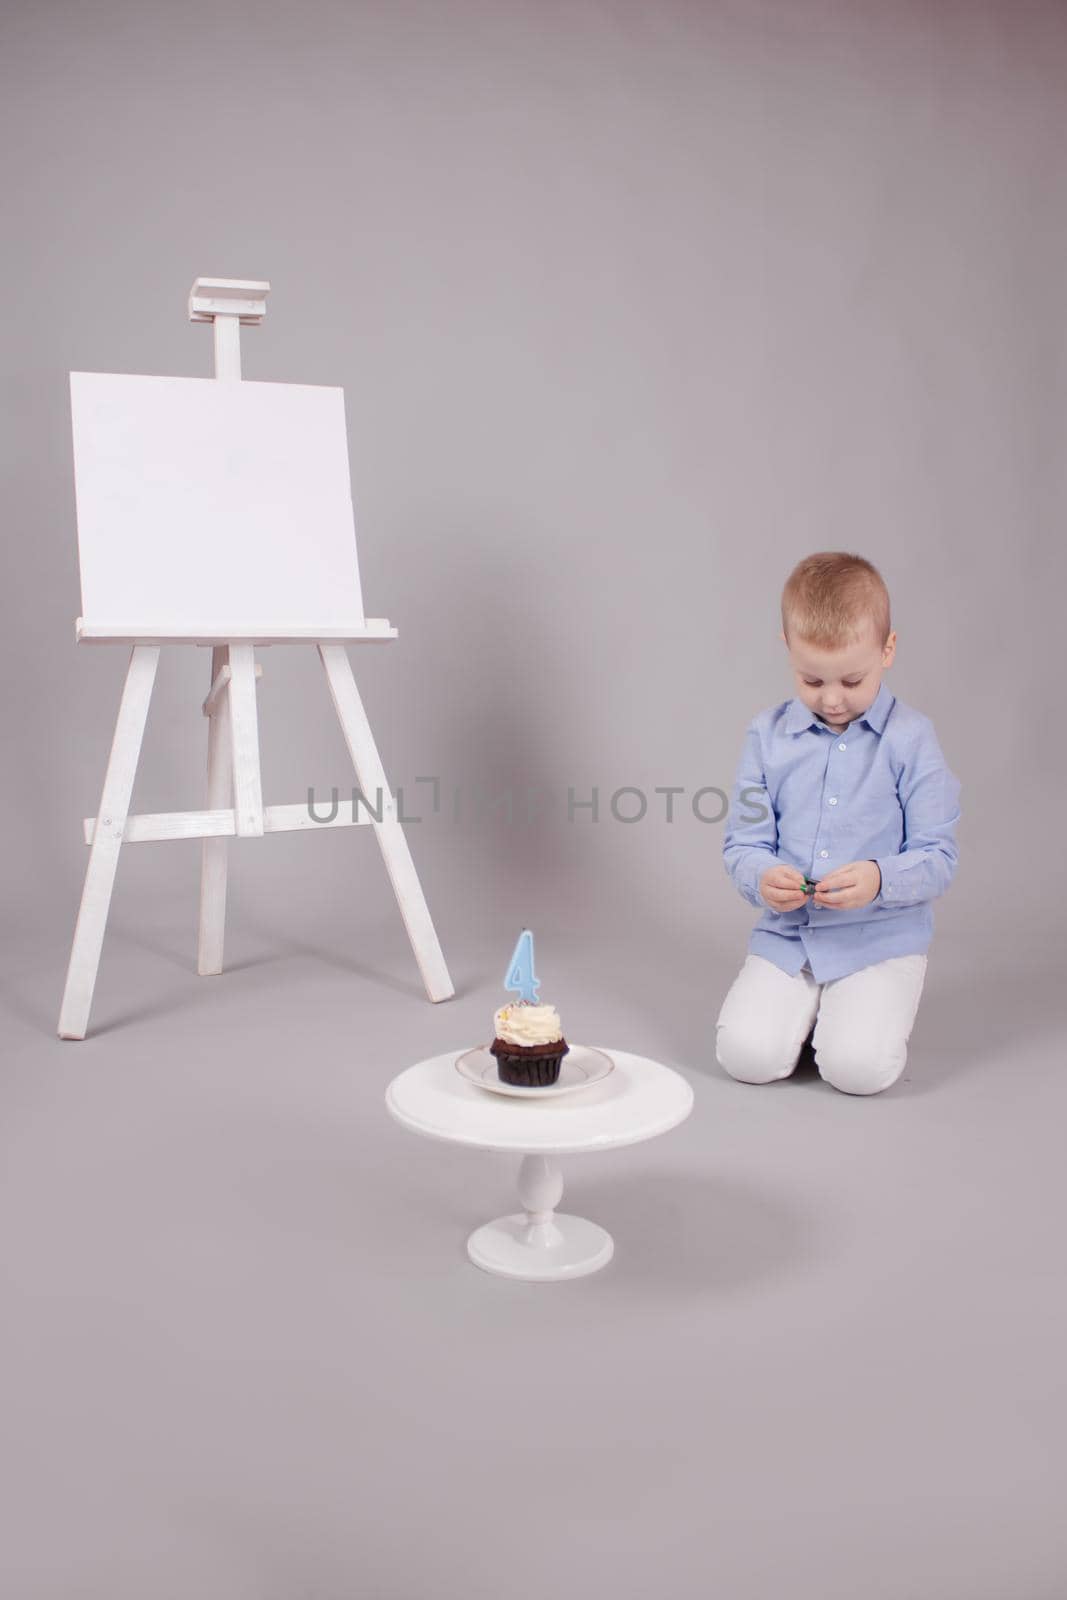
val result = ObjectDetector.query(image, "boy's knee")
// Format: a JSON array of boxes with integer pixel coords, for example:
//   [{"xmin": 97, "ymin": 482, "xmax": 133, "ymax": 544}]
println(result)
[
  {"xmin": 716, "ymin": 1024, "xmax": 795, "ymax": 1086},
  {"xmin": 815, "ymin": 1043, "xmax": 905, "ymax": 1096}
]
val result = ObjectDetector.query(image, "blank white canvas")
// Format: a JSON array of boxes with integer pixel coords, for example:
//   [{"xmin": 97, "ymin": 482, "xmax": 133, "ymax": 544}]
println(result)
[{"xmin": 69, "ymin": 372, "xmax": 366, "ymax": 635}]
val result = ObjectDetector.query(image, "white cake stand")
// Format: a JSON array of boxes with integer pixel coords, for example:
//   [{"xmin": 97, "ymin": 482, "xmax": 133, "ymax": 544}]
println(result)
[{"xmin": 385, "ymin": 1048, "xmax": 694, "ymax": 1281}]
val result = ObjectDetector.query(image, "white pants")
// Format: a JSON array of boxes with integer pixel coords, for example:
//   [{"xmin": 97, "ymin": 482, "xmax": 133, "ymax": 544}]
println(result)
[{"xmin": 715, "ymin": 951, "xmax": 928, "ymax": 1096}]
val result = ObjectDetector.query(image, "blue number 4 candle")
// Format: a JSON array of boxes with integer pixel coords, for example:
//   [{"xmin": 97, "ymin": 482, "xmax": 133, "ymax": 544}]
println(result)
[{"xmin": 504, "ymin": 928, "xmax": 540, "ymax": 1004}]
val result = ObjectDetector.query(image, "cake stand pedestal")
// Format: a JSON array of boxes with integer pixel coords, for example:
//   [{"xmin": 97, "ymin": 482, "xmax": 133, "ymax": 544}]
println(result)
[
  {"xmin": 466, "ymin": 1153, "xmax": 614, "ymax": 1280},
  {"xmin": 385, "ymin": 1049, "xmax": 694, "ymax": 1282}
]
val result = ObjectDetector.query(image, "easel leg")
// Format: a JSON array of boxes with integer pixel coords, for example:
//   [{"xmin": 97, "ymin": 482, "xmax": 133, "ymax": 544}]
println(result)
[
  {"xmin": 227, "ymin": 643, "xmax": 264, "ymax": 837},
  {"xmin": 198, "ymin": 645, "xmax": 232, "ymax": 975},
  {"xmin": 318, "ymin": 643, "xmax": 454, "ymax": 1002},
  {"xmin": 58, "ymin": 645, "xmax": 160, "ymax": 1039}
]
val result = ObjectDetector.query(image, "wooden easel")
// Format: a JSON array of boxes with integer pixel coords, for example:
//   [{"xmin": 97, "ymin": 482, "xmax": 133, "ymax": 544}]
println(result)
[{"xmin": 58, "ymin": 277, "xmax": 453, "ymax": 1039}]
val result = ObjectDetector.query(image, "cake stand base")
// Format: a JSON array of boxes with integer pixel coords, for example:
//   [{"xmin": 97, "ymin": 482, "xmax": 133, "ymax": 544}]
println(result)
[
  {"xmin": 467, "ymin": 1212, "xmax": 614, "ymax": 1281},
  {"xmin": 466, "ymin": 1153, "xmax": 613, "ymax": 1281}
]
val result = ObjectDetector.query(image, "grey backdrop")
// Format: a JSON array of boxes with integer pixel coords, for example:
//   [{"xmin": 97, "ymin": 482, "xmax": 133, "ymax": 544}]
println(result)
[{"xmin": 2, "ymin": 2, "xmax": 1065, "ymax": 1597}]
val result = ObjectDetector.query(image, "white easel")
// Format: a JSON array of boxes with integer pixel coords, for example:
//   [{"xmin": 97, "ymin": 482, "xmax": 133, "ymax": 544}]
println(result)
[{"xmin": 58, "ymin": 276, "xmax": 454, "ymax": 1040}]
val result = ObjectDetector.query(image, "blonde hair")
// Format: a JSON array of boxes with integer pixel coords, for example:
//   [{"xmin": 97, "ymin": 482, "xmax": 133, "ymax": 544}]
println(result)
[{"xmin": 781, "ymin": 552, "xmax": 891, "ymax": 650}]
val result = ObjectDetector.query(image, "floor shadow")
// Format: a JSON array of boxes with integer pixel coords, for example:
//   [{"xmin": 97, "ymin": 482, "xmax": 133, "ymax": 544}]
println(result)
[
  {"xmin": 107, "ymin": 924, "xmax": 199, "ymax": 973},
  {"xmin": 894, "ymin": 967, "xmax": 1066, "ymax": 1095},
  {"xmin": 568, "ymin": 1168, "xmax": 814, "ymax": 1299},
  {"xmin": 57, "ymin": 925, "xmax": 474, "ymax": 1038},
  {"xmin": 80, "ymin": 983, "xmax": 224, "ymax": 1039},
  {"xmin": 21, "ymin": 957, "xmax": 472, "ymax": 1047},
  {"xmin": 0, "ymin": 974, "xmax": 57, "ymax": 1038},
  {"xmin": 276, "ymin": 935, "xmax": 476, "ymax": 1002},
  {"xmin": 110, "ymin": 923, "xmax": 308, "ymax": 981}
]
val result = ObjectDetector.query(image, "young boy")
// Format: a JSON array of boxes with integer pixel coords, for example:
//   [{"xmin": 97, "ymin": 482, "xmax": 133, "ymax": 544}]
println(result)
[{"xmin": 716, "ymin": 552, "xmax": 960, "ymax": 1096}]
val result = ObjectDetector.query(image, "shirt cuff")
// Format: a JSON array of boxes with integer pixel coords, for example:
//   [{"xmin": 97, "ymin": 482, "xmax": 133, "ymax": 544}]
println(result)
[
  {"xmin": 873, "ymin": 854, "xmax": 921, "ymax": 906},
  {"xmin": 745, "ymin": 853, "xmax": 776, "ymax": 909}
]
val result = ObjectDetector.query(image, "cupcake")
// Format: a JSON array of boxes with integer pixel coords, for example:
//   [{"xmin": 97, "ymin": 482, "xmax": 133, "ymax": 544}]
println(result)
[{"xmin": 490, "ymin": 1000, "xmax": 570, "ymax": 1087}]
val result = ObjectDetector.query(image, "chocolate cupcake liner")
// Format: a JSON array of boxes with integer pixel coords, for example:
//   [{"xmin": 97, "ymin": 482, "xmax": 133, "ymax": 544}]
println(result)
[{"xmin": 493, "ymin": 1051, "xmax": 566, "ymax": 1088}]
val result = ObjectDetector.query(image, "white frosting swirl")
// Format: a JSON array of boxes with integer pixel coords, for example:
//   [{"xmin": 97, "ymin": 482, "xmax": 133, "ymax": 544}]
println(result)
[{"xmin": 494, "ymin": 1003, "xmax": 564, "ymax": 1047}]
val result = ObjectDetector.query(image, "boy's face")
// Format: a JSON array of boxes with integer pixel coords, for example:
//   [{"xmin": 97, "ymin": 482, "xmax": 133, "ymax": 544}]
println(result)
[{"xmin": 781, "ymin": 623, "xmax": 897, "ymax": 733}]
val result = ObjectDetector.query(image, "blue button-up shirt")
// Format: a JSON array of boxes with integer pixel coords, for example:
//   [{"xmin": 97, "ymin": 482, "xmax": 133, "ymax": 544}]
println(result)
[{"xmin": 722, "ymin": 682, "xmax": 961, "ymax": 982}]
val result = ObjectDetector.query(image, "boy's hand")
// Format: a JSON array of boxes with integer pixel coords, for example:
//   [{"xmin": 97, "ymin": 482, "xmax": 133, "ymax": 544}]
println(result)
[
  {"xmin": 812, "ymin": 860, "xmax": 881, "ymax": 910},
  {"xmin": 759, "ymin": 864, "xmax": 808, "ymax": 913}
]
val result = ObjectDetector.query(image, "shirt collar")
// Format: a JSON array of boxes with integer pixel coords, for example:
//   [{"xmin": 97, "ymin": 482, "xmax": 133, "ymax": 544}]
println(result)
[{"xmin": 784, "ymin": 680, "xmax": 894, "ymax": 737}]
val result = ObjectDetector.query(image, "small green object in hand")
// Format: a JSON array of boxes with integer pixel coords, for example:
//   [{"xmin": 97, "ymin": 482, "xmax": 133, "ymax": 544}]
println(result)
[{"xmin": 801, "ymin": 877, "xmax": 819, "ymax": 894}]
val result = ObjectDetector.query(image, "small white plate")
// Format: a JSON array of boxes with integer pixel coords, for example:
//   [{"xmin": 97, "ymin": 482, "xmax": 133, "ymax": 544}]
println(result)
[{"xmin": 455, "ymin": 1044, "xmax": 615, "ymax": 1099}]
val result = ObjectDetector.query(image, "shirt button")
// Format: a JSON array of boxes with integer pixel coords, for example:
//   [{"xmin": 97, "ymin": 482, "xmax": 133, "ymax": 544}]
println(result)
[
  {"xmin": 819, "ymin": 850, "xmax": 829, "ymax": 858},
  {"xmin": 828, "ymin": 797, "xmax": 837, "ymax": 805},
  {"xmin": 838, "ymin": 742, "xmax": 847, "ymax": 751}
]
